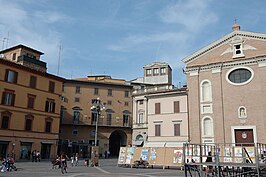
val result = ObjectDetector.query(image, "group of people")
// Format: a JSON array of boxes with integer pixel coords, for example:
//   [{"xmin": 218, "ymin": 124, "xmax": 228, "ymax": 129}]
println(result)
[
  {"xmin": 31, "ymin": 150, "xmax": 41, "ymax": 162},
  {"xmin": 0, "ymin": 155, "xmax": 17, "ymax": 172},
  {"xmin": 70, "ymin": 153, "xmax": 79, "ymax": 166},
  {"xmin": 104, "ymin": 150, "xmax": 110, "ymax": 159}
]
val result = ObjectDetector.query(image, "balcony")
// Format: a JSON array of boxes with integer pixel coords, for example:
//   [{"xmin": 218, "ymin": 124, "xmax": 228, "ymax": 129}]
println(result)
[{"xmin": 17, "ymin": 55, "xmax": 47, "ymax": 69}]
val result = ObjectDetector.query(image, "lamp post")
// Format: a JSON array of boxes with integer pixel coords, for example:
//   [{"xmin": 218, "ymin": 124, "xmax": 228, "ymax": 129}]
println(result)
[
  {"xmin": 90, "ymin": 98, "xmax": 105, "ymax": 147},
  {"xmin": 12, "ymin": 143, "xmax": 15, "ymax": 159}
]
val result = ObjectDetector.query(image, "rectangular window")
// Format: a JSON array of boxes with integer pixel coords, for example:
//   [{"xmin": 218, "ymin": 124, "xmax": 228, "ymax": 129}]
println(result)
[
  {"xmin": 1, "ymin": 116, "xmax": 9, "ymax": 129},
  {"xmin": 62, "ymin": 84, "xmax": 65, "ymax": 92},
  {"xmin": 94, "ymin": 88, "xmax": 99, "ymax": 95},
  {"xmin": 138, "ymin": 113, "xmax": 144, "ymax": 124},
  {"xmin": 123, "ymin": 115, "xmax": 129, "ymax": 127},
  {"xmin": 76, "ymin": 86, "xmax": 81, "ymax": 94},
  {"xmin": 74, "ymin": 97, "xmax": 80, "ymax": 102},
  {"xmin": 107, "ymin": 114, "xmax": 112, "ymax": 125},
  {"xmin": 2, "ymin": 90, "xmax": 15, "ymax": 106},
  {"xmin": 146, "ymin": 69, "xmax": 151, "ymax": 76},
  {"xmin": 139, "ymin": 100, "xmax": 143, "ymax": 105},
  {"xmin": 45, "ymin": 99, "xmax": 55, "ymax": 113},
  {"xmin": 45, "ymin": 121, "xmax": 51, "ymax": 133},
  {"xmin": 124, "ymin": 102, "xmax": 129, "ymax": 106},
  {"xmin": 107, "ymin": 100, "xmax": 112, "ymax": 105},
  {"xmin": 174, "ymin": 124, "xmax": 181, "ymax": 136},
  {"xmin": 73, "ymin": 111, "xmax": 80, "ymax": 123},
  {"xmin": 160, "ymin": 67, "xmax": 166, "ymax": 75},
  {"xmin": 108, "ymin": 89, "xmax": 112, "ymax": 96},
  {"xmin": 49, "ymin": 81, "xmax": 55, "ymax": 93},
  {"xmin": 155, "ymin": 103, "xmax": 161, "ymax": 114},
  {"xmin": 25, "ymin": 119, "xmax": 32, "ymax": 131},
  {"xmin": 27, "ymin": 95, "xmax": 36, "ymax": 109},
  {"xmin": 153, "ymin": 68, "xmax": 159, "ymax": 75},
  {"xmin": 72, "ymin": 129, "xmax": 78, "ymax": 135},
  {"xmin": 29, "ymin": 76, "xmax": 37, "ymax": 88},
  {"xmin": 155, "ymin": 124, "xmax": 161, "ymax": 136},
  {"xmin": 125, "ymin": 90, "xmax": 129, "ymax": 97},
  {"xmin": 174, "ymin": 101, "xmax": 180, "ymax": 113},
  {"xmin": 12, "ymin": 53, "xmax": 16, "ymax": 60},
  {"xmin": 5, "ymin": 69, "xmax": 18, "ymax": 83}
]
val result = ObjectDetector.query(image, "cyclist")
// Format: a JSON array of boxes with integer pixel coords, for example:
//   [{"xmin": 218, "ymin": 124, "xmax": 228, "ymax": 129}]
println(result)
[{"xmin": 60, "ymin": 152, "xmax": 68, "ymax": 174}]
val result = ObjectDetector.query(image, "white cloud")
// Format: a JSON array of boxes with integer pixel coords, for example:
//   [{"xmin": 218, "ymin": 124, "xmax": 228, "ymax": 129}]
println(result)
[
  {"xmin": 108, "ymin": 32, "xmax": 190, "ymax": 52},
  {"xmin": 159, "ymin": 0, "xmax": 218, "ymax": 32},
  {"xmin": 0, "ymin": 1, "xmax": 65, "ymax": 69}
]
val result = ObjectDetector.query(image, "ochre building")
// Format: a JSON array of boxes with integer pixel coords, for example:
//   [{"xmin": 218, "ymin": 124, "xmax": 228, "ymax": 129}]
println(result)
[{"xmin": 0, "ymin": 45, "xmax": 63, "ymax": 160}]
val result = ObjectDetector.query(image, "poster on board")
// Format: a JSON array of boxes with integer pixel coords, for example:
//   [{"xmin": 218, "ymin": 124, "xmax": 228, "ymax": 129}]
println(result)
[
  {"xmin": 125, "ymin": 147, "xmax": 134, "ymax": 164},
  {"xmin": 173, "ymin": 149, "xmax": 183, "ymax": 164},
  {"xmin": 234, "ymin": 147, "xmax": 243, "ymax": 163},
  {"xmin": 118, "ymin": 147, "xmax": 126, "ymax": 164},
  {"xmin": 149, "ymin": 148, "xmax": 156, "ymax": 161},
  {"xmin": 140, "ymin": 149, "xmax": 149, "ymax": 161}
]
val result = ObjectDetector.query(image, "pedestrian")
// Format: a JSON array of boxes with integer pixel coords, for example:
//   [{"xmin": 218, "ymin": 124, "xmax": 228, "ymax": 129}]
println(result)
[
  {"xmin": 71, "ymin": 154, "xmax": 74, "ymax": 167},
  {"xmin": 36, "ymin": 151, "xmax": 41, "ymax": 162},
  {"xmin": 75, "ymin": 153, "xmax": 79, "ymax": 166},
  {"xmin": 205, "ymin": 151, "xmax": 213, "ymax": 176},
  {"xmin": 104, "ymin": 151, "xmax": 107, "ymax": 159},
  {"xmin": 107, "ymin": 150, "xmax": 110, "ymax": 158},
  {"xmin": 60, "ymin": 152, "xmax": 67, "ymax": 174},
  {"xmin": 32, "ymin": 150, "xmax": 36, "ymax": 162}
]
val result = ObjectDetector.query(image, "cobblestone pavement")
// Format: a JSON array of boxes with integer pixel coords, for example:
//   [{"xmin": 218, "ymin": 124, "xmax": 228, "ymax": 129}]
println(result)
[{"xmin": 0, "ymin": 158, "xmax": 185, "ymax": 177}]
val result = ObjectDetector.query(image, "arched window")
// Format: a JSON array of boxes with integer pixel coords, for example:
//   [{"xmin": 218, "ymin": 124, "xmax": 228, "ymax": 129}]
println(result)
[
  {"xmin": 201, "ymin": 80, "xmax": 212, "ymax": 102},
  {"xmin": 202, "ymin": 117, "xmax": 213, "ymax": 137},
  {"xmin": 138, "ymin": 113, "xmax": 144, "ymax": 124}
]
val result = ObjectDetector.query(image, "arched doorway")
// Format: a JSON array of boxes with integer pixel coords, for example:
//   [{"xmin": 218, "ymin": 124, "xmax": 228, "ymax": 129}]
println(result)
[{"xmin": 109, "ymin": 130, "xmax": 127, "ymax": 157}]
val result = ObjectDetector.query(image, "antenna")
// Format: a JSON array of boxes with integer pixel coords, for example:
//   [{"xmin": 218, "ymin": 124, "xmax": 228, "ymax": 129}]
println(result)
[
  {"xmin": 6, "ymin": 32, "xmax": 9, "ymax": 48},
  {"xmin": 57, "ymin": 44, "xmax": 62, "ymax": 75}
]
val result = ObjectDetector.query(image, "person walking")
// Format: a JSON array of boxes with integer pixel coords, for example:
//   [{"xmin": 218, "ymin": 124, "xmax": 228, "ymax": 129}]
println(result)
[
  {"xmin": 75, "ymin": 153, "xmax": 79, "ymax": 166},
  {"xmin": 60, "ymin": 152, "xmax": 68, "ymax": 174},
  {"xmin": 31, "ymin": 150, "xmax": 36, "ymax": 162}
]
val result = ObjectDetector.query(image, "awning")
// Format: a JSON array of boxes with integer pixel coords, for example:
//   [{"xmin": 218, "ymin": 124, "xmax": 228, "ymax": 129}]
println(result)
[{"xmin": 133, "ymin": 140, "xmax": 143, "ymax": 146}]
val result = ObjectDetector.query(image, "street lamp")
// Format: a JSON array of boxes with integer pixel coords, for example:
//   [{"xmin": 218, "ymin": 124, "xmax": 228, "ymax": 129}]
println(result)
[{"xmin": 90, "ymin": 98, "xmax": 105, "ymax": 146}]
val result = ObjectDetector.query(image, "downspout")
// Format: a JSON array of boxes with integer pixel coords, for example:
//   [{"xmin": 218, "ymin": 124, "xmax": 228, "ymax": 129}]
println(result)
[
  {"xmin": 219, "ymin": 64, "xmax": 226, "ymax": 144},
  {"xmin": 197, "ymin": 67, "xmax": 202, "ymax": 144}
]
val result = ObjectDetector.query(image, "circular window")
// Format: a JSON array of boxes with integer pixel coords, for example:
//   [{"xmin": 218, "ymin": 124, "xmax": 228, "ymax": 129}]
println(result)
[{"xmin": 226, "ymin": 67, "xmax": 254, "ymax": 85}]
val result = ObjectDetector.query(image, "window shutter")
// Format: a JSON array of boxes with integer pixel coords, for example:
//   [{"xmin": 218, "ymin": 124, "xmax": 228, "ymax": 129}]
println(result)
[
  {"xmin": 45, "ymin": 101, "xmax": 49, "ymax": 112},
  {"xmin": 1, "ymin": 92, "xmax": 5, "ymax": 104},
  {"xmin": 11, "ymin": 93, "xmax": 15, "ymax": 106},
  {"xmin": 14, "ymin": 71, "xmax": 18, "ymax": 83},
  {"xmin": 155, "ymin": 103, "xmax": 160, "ymax": 114},
  {"xmin": 174, "ymin": 124, "xmax": 181, "ymax": 136},
  {"xmin": 4, "ymin": 70, "xmax": 9, "ymax": 82},
  {"xmin": 52, "ymin": 102, "xmax": 55, "ymax": 113},
  {"xmin": 174, "ymin": 101, "xmax": 180, "ymax": 113}
]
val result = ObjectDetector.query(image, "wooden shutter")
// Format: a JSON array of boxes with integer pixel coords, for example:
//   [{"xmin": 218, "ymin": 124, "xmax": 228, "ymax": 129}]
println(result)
[
  {"xmin": 174, "ymin": 124, "xmax": 181, "ymax": 136},
  {"xmin": 155, "ymin": 124, "xmax": 161, "ymax": 136},
  {"xmin": 155, "ymin": 103, "xmax": 161, "ymax": 114},
  {"xmin": 174, "ymin": 101, "xmax": 180, "ymax": 113}
]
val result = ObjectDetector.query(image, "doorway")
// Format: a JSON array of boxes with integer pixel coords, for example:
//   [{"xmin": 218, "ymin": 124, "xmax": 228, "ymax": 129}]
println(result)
[{"xmin": 109, "ymin": 130, "xmax": 127, "ymax": 157}]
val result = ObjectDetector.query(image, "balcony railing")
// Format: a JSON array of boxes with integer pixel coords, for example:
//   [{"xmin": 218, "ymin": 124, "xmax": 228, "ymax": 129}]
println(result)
[{"xmin": 17, "ymin": 55, "xmax": 47, "ymax": 68}]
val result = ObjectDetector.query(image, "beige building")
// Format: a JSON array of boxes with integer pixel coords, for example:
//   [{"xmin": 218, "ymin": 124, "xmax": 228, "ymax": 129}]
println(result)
[
  {"xmin": 59, "ymin": 75, "xmax": 133, "ymax": 157},
  {"xmin": 0, "ymin": 45, "xmax": 63, "ymax": 160},
  {"xmin": 132, "ymin": 62, "xmax": 188, "ymax": 147},
  {"xmin": 183, "ymin": 23, "xmax": 266, "ymax": 145}
]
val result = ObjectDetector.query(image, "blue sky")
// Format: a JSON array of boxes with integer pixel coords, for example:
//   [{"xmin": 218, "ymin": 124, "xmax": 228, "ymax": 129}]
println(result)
[{"xmin": 1, "ymin": 0, "xmax": 266, "ymax": 86}]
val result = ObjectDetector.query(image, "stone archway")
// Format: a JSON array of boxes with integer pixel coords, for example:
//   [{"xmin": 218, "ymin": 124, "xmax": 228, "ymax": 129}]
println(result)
[{"xmin": 109, "ymin": 130, "xmax": 127, "ymax": 157}]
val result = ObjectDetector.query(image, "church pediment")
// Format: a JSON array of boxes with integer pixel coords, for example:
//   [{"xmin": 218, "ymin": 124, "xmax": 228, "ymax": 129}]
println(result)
[{"xmin": 183, "ymin": 30, "xmax": 266, "ymax": 67}]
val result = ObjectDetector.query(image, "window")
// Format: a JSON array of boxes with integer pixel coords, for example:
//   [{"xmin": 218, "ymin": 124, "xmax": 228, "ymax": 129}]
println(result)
[
  {"xmin": 153, "ymin": 68, "xmax": 159, "ymax": 75},
  {"xmin": 201, "ymin": 80, "xmax": 212, "ymax": 102},
  {"xmin": 62, "ymin": 83, "xmax": 65, "ymax": 92},
  {"xmin": 124, "ymin": 102, "xmax": 129, "ymax": 106},
  {"xmin": 45, "ymin": 99, "xmax": 55, "ymax": 113},
  {"xmin": 25, "ymin": 115, "xmax": 33, "ymax": 131},
  {"xmin": 5, "ymin": 69, "xmax": 18, "ymax": 83},
  {"xmin": 45, "ymin": 121, "xmax": 52, "ymax": 133},
  {"xmin": 203, "ymin": 117, "xmax": 213, "ymax": 136},
  {"xmin": 49, "ymin": 81, "xmax": 55, "ymax": 93},
  {"xmin": 138, "ymin": 113, "xmax": 144, "ymax": 124},
  {"xmin": 174, "ymin": 124, "xmax": 181, "ymax": 136},
  {"xmin": 228, "ymin": 68, "xmax": 252, "ymax": 84},
  {"xmin": 73, "ymin": 110, "xmax": 80, "ymax": 123},
  {"xmin": 94, "ymin": 88, "xmax": 99, "ymax": 95},
  {"xmin": 76, "ymin": 86, "xmax": 80, "ymax": 94},
  {"xmin": 160, "ymin": 67, "xmax": 166, "ymax": 75},
  {"xmin": 107, "ymin": 113, "xmax": 112, "ymax": 125},
  {"xmin": 27, "ymin": 94, "xmax": 36, "ymax": 109},
  {"xmin": 12, "ymin": 53, "xmax": 16, "ymax": 60},
  {"xmin": 107, "ymin": 100, "xmax": 112, "ymax": 105},
  {"xmin": 74, "ymin": 97, "xmax": 80, "ymax": 102},
  {"xmin": 108, "ymin": 89, "xmax": 112, "ymax": 96},
  {"xmin": 29, "ymin": 76, "xmax": 37, "ymax": 88},
  {"xmin": 72, "ymin": 128, "xmax": 78, "ymax": 135},
  {"xmin": 1, "ymin": 113, "xmax": 10, "ymax": 129},
  {"xmin": 174, "ymin": 101, "xmax": 180, "ymax": 113},
  {"xmin": 2, "ymin": 90, "xmax": 15, "ymax": 106},
  {"xmin": 125, "ymin": 90, "xmax": 129, "ymax": 97},
  {"xmin": 146, "ymin": 69, "xmax": 151, "ymax": 76},
  {"xmin": 155, "ymin": 103, "xmax": 161, "ymax": 114},
  {"xmin": 139, "ymin": 100, "xmax": 143, "ymax": 105},
  {"xmin": 123, "ymin": 114, "xmax": 129, "ymax": 127},
  {"xmin": 155, "ymin": 124, "xmax": 161, "ymax": 136}
]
